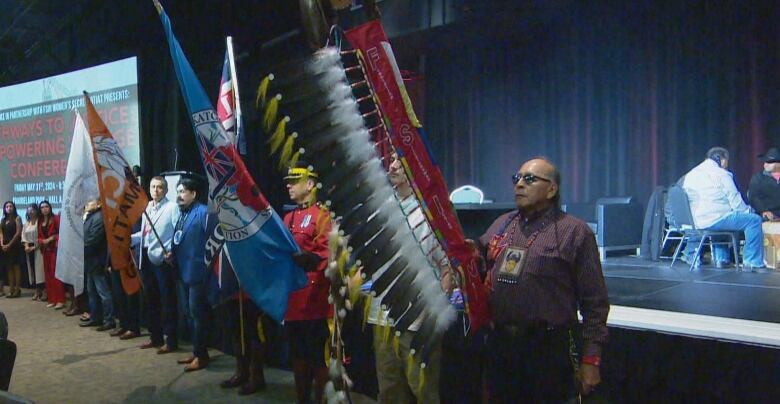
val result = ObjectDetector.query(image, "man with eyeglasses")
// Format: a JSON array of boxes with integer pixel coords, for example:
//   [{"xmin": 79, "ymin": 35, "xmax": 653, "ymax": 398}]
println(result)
[{"xmin": 473, "ymin": 157, "xmax": 609, "ymax": 402}]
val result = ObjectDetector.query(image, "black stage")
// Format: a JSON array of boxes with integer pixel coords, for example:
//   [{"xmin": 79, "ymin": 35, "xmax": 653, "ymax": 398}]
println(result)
[
  {"xmin": 603, "ymin": 256, "xmax": 780, "ymax": 324},
  {"xmin": 593, "ymin": 256, "xmax": 780, "ymax": 402}
]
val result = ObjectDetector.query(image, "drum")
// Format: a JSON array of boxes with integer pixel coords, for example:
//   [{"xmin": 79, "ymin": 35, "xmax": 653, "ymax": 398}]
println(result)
[{"xmin": 762, "ymin": 222, "xmax": 780, "ymax": 269}]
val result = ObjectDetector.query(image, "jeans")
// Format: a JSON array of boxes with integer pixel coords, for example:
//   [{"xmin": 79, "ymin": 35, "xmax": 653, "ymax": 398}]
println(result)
[
  {"xmin": 86, "ymin": 269, "xmax": 114, "ymax": 325},
  {"xmin": 178, "ymin": 282, "xmax": 209, "ymax": 359},
  {"xmin": 686, "ymin": 212, "xmax": 764, "ymax": 267},
  {"xmin": 110, "ymin": 269, "xmax": 140, "ymax": 333},
  {"xmin": 141, "ymin": 250, "xmax": 178, "ymax": 347}
]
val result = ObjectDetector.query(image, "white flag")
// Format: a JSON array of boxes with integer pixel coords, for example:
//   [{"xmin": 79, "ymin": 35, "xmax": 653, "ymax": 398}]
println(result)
[{"xmin": 55, "ymin": 111, "xmax": 99, "ymax": 295}]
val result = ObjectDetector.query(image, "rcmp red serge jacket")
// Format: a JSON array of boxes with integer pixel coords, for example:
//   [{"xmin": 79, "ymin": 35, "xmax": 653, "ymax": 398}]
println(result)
[{"xmin": 283, "ymin": 204, "xmax": 333, "ymax": 321}]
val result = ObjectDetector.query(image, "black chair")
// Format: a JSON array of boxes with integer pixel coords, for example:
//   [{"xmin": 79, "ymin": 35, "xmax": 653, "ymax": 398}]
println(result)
[
  {"xmin": 665, "ymin": 185, "xmax": 741, "ymax": 271},
  {"xmin": 0, "ymin": 339, "xmax": 17, "ymax": 391},
  {"xmin": 564, "ymin": 197, "xmax": 645, "ymax": 260}
]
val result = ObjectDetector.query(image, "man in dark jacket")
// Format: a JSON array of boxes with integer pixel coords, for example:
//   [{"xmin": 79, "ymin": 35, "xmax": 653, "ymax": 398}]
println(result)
[
  {"xmin": 165, "ymin": 177, "xmax": 210, "ymax": 372},
  {"xmin": 748, "ymin": 147, "xmax": 780, "ymax": 221},
  {"xmin": 81, "ymin": 198, "xmax": 115, "ymax": 331}
]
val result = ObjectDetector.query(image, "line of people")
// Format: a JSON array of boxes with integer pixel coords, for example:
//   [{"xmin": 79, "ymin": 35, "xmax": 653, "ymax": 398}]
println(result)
[
  {"xmin": 679, "ymin": 146, "xmax": 780, "ymax": 269},
  {"xmin": 1, "ymin": 200, "xmax": 65, "ymax": 308},
  {"xmin": 1, "ymin": 154, "xmax": 614, "ymax": 403}
]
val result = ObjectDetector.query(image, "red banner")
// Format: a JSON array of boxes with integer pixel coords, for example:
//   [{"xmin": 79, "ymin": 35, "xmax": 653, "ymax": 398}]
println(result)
[
  {"xmin": 345, "ymin": 21, "xmax": 490, "ymax": 332},
  {"xmin": 85, "ymin": 94, "xmax": 147, "ymax": 294}
]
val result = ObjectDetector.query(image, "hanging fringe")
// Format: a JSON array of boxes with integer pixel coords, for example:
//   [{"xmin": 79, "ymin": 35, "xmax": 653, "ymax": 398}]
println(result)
[
  {"xmin": 257, "ymin": 315, "xmax": 266, "ymax": 344},
  {"xmin": 324, "ymin": 317, "xmax": 335, "ymax": 366},
  {"xmin": 255, "ymin": 74, "xmax": 273, "ymax": 109},
  {"xmin": 278, "ymin": 132, "xmax": 298, "ymax": 169},
  {"xmin": 418, "ymin": 362, "xmax": 426, "ymax": 394},
  {"xmin": 362, "ymin": 294, "xmax": 372, "ymax": 331},
  {"xmin": 337, "ymin": 249, "xmax": 349, "ymax": 278},
  {"xmin": 406, "ymin": 353, "xmax": 415, "ymax": 381},
  {"xmin": 348, "ymin": 273, "xmax": 363, "ymax": 306},
  {"xmin": 268, "ymin": 116, "xmax": 290, "ymax": 154},
  {"xmin": 263, "ymin": 94, "xmax": 281, "ymax": 133}
]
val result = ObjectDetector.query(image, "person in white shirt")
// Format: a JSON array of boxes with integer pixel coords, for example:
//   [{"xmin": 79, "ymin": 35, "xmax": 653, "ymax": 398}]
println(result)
[
  {"xmin": 131, "ymin": 175, "xmax": 178, "ymax": 352},
  {"xmin": 681, "ymin": 147, "xmax": 765, "ymax": 269},
  {"xmin": 363, "ymin": 154, "xmax": 452, "ymax": 403}
]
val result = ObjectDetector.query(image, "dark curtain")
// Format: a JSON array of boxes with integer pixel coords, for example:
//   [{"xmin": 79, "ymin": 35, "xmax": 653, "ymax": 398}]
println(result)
[
  {"xmin": 424, "ymin": 1, "xmax": 780, "ymax": 205},
  {"xmin": 106, "ymin": 1, "xmax": 306, "ymax": 209}
]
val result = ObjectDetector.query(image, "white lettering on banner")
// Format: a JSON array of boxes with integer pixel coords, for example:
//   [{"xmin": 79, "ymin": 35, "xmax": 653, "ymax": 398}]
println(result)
[
  {"xmin": 221, "ymin": 207, "xmax": 272, "ymax": 242},
  {"xmin": 204, "ymin": 224, "xmax": 224, "ymax": 267},
  {"xmin": 431, "ymin": 195, "xmax": 454, "ymax": 230},
  {"xmin": 409, "ymin": 147, "xmax": 431, "ymax": 185},
  {"xmin": 192, "ymin": 110, "xmax": 219, "ymax": 126},
  {"xmin": 399, "ymin": 123, "xmax": 413, "ymax": 145},
  {"xmin": 365, "ymin": 47, "xmax": 395, "ymax": 102},
  {"xmin": 0, "ymin": 89, "xmax": 131, "ymax": 122}
]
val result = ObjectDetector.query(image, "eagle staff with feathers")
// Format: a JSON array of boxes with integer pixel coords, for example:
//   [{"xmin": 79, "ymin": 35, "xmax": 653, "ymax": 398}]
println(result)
[{"xmin": 257, "ymin": 1, "xmax": 477, "ymax": 402}]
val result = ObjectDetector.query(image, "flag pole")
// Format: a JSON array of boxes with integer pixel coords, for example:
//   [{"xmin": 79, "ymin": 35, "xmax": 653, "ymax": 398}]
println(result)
[
  {"xmin": 226, "ymin": 36, "xmax": 244, "ymax": 153},
  {"xmin": 143, "ymin": 210, "xmax": 169, "ymax": 256}
]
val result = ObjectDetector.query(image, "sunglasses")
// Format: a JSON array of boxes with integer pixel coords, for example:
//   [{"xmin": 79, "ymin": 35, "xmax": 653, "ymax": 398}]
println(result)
[{"xmin": 512, "ymin": 172, "xmax": 552, "ymax": 185}]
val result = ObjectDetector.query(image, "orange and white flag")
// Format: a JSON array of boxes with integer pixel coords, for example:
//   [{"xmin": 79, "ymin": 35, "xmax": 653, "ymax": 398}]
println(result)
[{"xmin": 84, "ymin": 93, "xmax": 147, "ymax": 294}]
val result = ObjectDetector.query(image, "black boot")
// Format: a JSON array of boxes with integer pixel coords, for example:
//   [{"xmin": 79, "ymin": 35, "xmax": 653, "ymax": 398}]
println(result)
[{"xmin": 239, "ymin": 343, "xmax": 266, "ymax": 395}]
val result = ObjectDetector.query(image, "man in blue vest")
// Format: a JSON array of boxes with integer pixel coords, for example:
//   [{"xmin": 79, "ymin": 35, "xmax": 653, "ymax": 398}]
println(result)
[{"xmin": 165, "ymin": 177, "xmax": 210, "ymax": 371}]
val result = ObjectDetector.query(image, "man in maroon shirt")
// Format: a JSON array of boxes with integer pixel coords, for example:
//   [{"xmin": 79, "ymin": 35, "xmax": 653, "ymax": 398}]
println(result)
[{"xmin": 476, "ymin": 157, "xmax": 609, "ymax": 402}]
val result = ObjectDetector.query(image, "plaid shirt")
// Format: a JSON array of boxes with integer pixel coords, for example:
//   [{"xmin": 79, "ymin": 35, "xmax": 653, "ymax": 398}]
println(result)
[{"xmin": 479, "ymin": 208, "xmax": 610, "ymax": 356}]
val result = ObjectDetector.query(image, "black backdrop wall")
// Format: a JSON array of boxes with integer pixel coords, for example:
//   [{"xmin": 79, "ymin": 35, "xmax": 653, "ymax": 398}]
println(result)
[
  {"xmin": 422, "ymin": 1, "xmax": 780, "ymax": 205},
  {"xmin": 3, "ymin": 1, "xmax": 779, "ymax": 208}
]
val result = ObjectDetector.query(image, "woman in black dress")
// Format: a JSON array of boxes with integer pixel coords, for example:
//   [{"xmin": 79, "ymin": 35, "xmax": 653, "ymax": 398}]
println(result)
[{"xmin": 1, "ymin": 201, "xmax": 24, "ymax": 298}]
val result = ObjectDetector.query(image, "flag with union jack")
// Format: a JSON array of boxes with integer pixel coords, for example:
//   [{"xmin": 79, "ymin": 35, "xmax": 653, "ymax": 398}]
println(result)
[
  {"xmin": 216, "ymin": 42, "xmax": 246, "ymax": 155},
  {"xmin": 155, "ymin": 0, "xmax": 307, "ymax": 322}
]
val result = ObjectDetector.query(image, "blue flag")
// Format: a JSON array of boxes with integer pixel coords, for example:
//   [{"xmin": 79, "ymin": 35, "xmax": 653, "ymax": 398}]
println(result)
[
  {"xmin": 155, "ymin": 0, "xmax": 307, "ymax": 322},
  {"xmin": 204, "ymin": 213, "xmax": 240, "ymax": 307}
]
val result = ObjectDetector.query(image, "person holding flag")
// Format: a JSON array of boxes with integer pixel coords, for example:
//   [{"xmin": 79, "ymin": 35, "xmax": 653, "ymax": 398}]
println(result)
[
  {"xmin": 80, "ymin": 197, "xmax": 115, "ymax": 331},
  {"xmin": 132, "ymin": 175, "xmax": 179, "ymax": 354},
  {"xmin": 283, "ymin": 162, "xmax": 333, "ymax": 404},
  {"xmin": 209, "ymin": 34, "xmax": 267, "ymax": 396},
  {"xmin": 83, "ymin": 92, "xmax": 147, "ymax": 298},
  {"xmin": 165, "ymin": 177, "xmax": 210, "ymax": 372},
  {"xmin": 153, "ymin": 0, "xmax": 307, "ymax": 326}
]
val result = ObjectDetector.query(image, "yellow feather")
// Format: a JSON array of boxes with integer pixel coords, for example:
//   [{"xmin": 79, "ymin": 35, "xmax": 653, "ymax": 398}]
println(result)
[
  {"xmin": 263, "ymin": 94, "xmax": 281, "ymax": 133},
  {"xmin": 349, "ymin": 275, "xmax": 363, "ymax": 305},
  {"xmin": 418, "ymin": 363, "xmax": 426, "ymax": 393},
  {"xmin": 257, "ymin": 316, "xmax": 266, "ymax": 343},
  {"xmin": 268, "ymin": 117, "xmax": 289, "ymax": 154},
  {"xmin": 383, "ymin": 322, "xmax": 392, "ymax": 344},
  {"xmin": 362, "ymin": 294, "xmax": 372, "ymax": 331},
  {"xmin": 337, "ymin": 249, "xmax": 349, "ymax": 278},
  {"xmin": 348, "ymin": 263, "xmax": 359, "ymax": 277},
  {"xmin": 289, "ymin": 148, "xmax": 303, "ymax": 170},
  {"xmin": 255, "ymin": 74, "xmax": 273, "ymax": 109},
  {"xmin": 393, "ymin": 333, "xmax": 400, "ymax": 358},
  {"xmin": 278, "ymin": 132, "xmax": 297, "ymax": 170},
  {"xmin": 406, "ymin": 353, "xmax": 415, "ymax": 379}
]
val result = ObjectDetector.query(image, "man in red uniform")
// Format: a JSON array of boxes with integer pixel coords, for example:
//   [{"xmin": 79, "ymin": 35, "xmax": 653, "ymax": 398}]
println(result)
[{"xmin": 283, "ymin": 161, "xmax": 332, "ymax": 404}]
